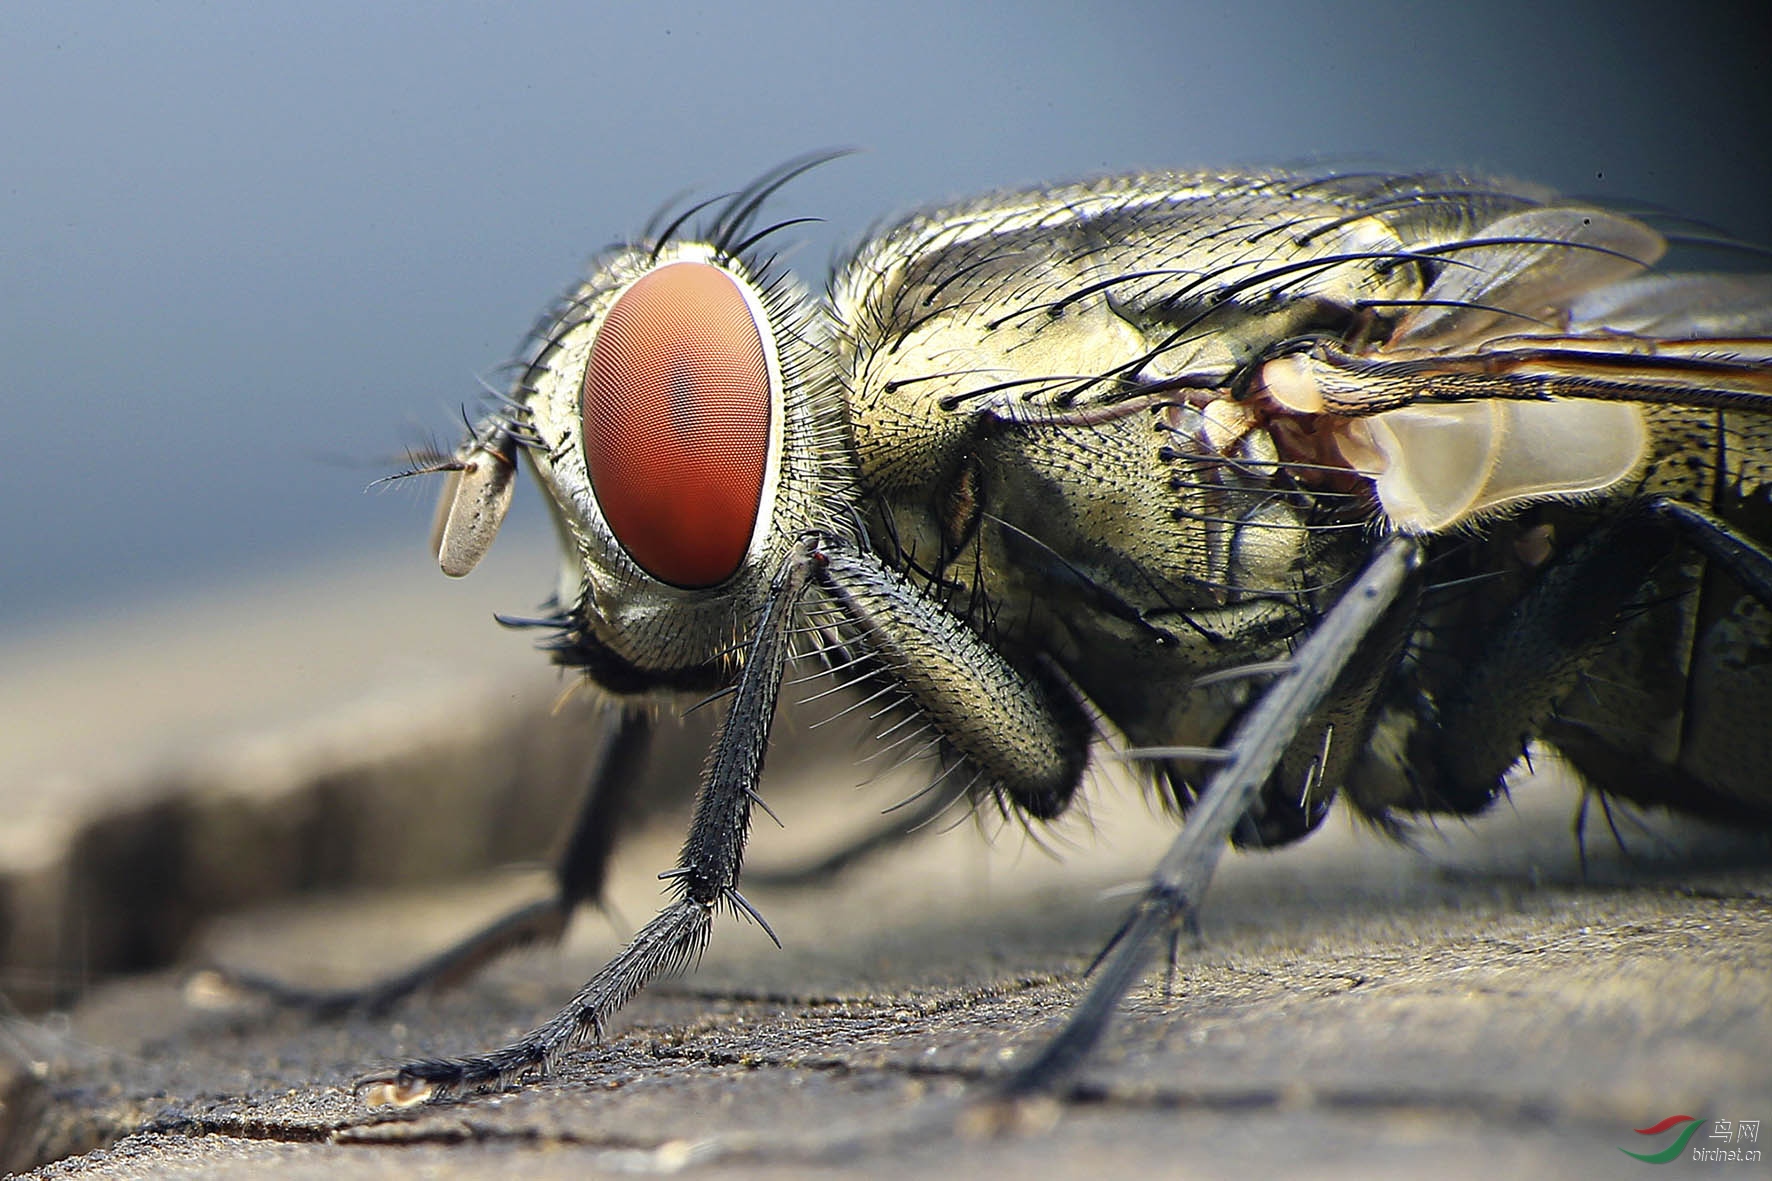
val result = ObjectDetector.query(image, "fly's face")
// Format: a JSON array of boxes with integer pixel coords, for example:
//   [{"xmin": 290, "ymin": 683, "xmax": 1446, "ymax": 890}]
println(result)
[{"xmin": 435, "ymin": 231, "xmax": 856, "ymax": 686}]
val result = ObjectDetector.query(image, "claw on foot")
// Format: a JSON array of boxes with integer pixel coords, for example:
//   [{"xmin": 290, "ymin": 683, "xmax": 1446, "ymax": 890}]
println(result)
[
  {"xmin": 182, "ymin": 968, "xmax": 246, "ymax": 1010},
  {"xmin": 360, "ymin": 1075, "xmax": 436, "ymax": 1108}
]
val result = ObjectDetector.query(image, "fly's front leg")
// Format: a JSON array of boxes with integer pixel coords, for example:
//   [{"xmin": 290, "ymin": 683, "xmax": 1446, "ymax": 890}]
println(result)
[
  {"xmin": 739, "ymin": 538, "xmax": 1098, "ymax": 883},
  {"xmin": 813, "ymin": 540, "xmax": 1095, "ymax": 820},
  {"xmin": 361, "ymin": 541, "xmax": 818, "ymax": 1104},
  {"xmin": 366, "ymin": 532, "xmax": 1092, "ymax": 1105},
  {"xmin": 550, "ymin": 706, "xmax": 656, "ymax": 912}
]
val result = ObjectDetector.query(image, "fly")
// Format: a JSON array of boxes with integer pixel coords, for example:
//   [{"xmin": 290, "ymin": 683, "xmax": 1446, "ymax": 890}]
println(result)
[{"xmin": 231, "ymin": 155, "xmax": 1772, "ymax": 1112}]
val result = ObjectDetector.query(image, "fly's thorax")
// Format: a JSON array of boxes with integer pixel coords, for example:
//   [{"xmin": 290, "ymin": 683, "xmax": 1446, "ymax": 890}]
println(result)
[
  {"xmin": 832, "ymin": 231, "xmax": 1148, "ymax": 495},
  {"xmin": 850, "ymin": 385, "xmax": 1327, "ymax": 724},
  {"xmin": 826, "ymin": 175, "xmax": 1392, "ymax": 690},
  {"xmin": 518, "ymin": 241, "xmax": 854, "ymax": 674}
]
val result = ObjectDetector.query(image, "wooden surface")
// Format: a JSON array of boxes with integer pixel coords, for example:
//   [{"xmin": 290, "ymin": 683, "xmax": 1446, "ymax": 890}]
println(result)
[{"xmin": 3, "ymin": 552, "xmax": 1769, "ymax": 1178}]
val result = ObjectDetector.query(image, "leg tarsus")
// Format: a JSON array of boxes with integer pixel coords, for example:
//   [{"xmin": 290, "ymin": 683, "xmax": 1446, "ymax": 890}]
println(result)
[
  {"xmin": 1162, "ymin": 925, "xmax": 1180, "ymax": 1001},
  {"xmin": 362, "ymin": 898, "xmax": 712, "ymax": 1103}
]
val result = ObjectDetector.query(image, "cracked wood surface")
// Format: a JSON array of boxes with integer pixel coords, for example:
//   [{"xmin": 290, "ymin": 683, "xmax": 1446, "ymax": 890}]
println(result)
[{"xmin": 9, "ymin": 753, "xmax": 1771, "ymax": 1179}]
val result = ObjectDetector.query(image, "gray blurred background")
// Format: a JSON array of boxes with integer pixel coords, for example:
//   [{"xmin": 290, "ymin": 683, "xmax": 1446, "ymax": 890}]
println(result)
[{"xmin": 2, "ymin": 0, "xmax": 1768, "ymax": 637}]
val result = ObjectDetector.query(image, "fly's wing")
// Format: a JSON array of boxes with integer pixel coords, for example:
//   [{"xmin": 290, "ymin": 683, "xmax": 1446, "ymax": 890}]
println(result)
[
  {"xmin": 1571, "ymin": 272, "xmax": 1772, "ymax": 338},
  {"xmin": 832, "ymin": 170, "xmax": 1559, "ymax": 500},
  {"xmin": 834, "ymin": 171, "xmax": 1547, "ymax": 427},
  {"xmin": 836, "ymin": 169, "xmax": 1770, "ymax": 541},
  {"xmin": 1251, "ymin": 207, "xmax": 1772, "ymax": 533}
]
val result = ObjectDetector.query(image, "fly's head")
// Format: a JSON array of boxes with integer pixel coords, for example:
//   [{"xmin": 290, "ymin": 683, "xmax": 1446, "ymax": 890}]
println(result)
[{"xmin": 425, "ymin": 168, "xmax": 858, "ymax": 692}]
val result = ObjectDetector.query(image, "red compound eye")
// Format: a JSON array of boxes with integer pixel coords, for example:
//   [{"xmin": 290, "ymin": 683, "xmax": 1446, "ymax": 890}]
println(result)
[{"xmin": 582, "ymin": 262, "xmax": 774, "ymax": 588}]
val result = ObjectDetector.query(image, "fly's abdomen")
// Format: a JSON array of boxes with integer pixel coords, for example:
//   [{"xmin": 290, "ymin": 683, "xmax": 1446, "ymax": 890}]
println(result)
[{"xmin": 1539, "ymin": 408, "xmax": 1772, "ymax": 820}]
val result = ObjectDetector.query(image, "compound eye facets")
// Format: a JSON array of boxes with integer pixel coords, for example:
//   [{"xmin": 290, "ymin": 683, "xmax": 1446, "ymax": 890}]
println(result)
[{"xmin": 581, "ymin": 261, "xmax": 774, "ymax": 588}]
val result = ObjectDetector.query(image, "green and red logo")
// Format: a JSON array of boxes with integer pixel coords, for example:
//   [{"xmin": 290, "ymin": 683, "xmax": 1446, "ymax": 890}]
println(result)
[{"xmin": 1621, "ymin": 1115, "xmax": 1706, "ymax": 1163}]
